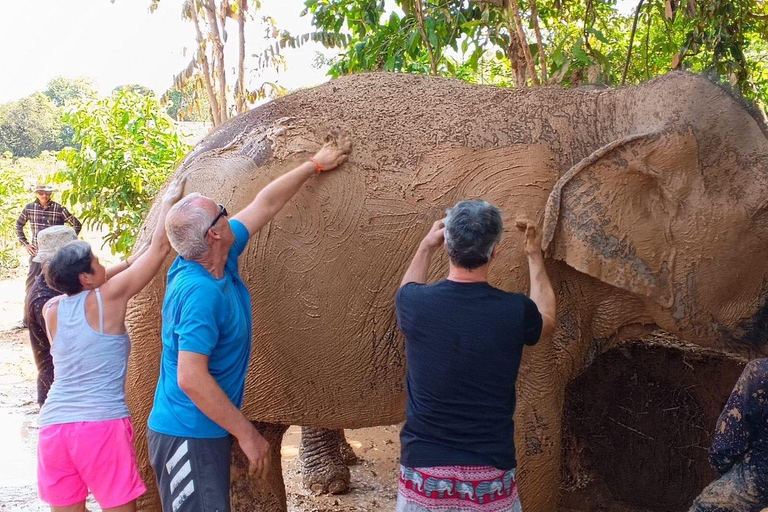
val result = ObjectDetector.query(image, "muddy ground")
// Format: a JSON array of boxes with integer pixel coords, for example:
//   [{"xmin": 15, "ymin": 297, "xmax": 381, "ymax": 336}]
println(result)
[{"xmin": 0, "ymin": 268, "xmax": 748, "ymax": 512}]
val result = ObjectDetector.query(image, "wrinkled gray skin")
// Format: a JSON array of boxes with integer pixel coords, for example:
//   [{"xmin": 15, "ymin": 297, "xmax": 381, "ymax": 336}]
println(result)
[{"xmin": 126, "ymin": 72, "xmax": 768, "ymax": 511}]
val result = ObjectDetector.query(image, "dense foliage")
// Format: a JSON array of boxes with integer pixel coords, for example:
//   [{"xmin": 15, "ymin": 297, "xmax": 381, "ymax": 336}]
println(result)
[
  {"xmin": 304, "ymin": 0, "xmax": 768, "ymax": 111},
  {"xmin": 54, "ymin": 90, "xmax": 190, "ymax": 255}
]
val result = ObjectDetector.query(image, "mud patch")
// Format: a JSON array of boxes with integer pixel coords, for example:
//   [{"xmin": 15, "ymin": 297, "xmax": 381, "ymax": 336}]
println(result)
[{"xmin": 560, "ymin": 333, "xmax": 746, "ymax": 512}]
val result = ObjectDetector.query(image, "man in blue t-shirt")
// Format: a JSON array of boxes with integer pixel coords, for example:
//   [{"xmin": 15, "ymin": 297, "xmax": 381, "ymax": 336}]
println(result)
[
  {"xmin": 147, "ymin": 133, "xmax": 351, "ymax": 512},
  {"xmin": 394, "ymin": 200, "xmax": 556, "ymax": 512}
]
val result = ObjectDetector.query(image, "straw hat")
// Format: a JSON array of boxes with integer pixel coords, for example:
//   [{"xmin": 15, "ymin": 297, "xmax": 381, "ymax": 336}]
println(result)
[{"xmin": 32, "ymin": 226, "xmax": 78, "ymax": 264}]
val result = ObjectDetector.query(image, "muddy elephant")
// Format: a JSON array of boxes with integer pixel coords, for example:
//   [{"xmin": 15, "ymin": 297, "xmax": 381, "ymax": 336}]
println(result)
[{"xmin": 125, "ymin": 71, "xmax": 768, "ymax": 511}]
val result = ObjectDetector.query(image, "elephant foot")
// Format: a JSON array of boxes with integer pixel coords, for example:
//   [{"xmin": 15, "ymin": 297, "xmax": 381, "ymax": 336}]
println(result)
[
  {"xmin": 299, "ymin": 427, "xmax": 351, "ymax": 495},
  {"xmin": 231, "ymin": 422, "xmax": 289, "ymax": 512}
]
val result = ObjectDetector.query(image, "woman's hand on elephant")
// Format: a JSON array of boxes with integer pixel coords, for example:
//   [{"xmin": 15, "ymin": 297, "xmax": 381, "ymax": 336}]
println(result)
[
  {"xmin": 239, "ymin": 427, "xmax": 272, "ymax": 480},
  {"xmin": 515, "ymin": 218, "xmax": 543, "ymax": 258},
  {"xmin": 421, "ymin": 220, "xmax": 446, "ymax": 250},
  {"xmin": 162, "ymin": 174, "xmax": 188, "ymax": 207},
  {"xmin": 310, "ymin": 131, "xmax": 353, "ymax": 172}
]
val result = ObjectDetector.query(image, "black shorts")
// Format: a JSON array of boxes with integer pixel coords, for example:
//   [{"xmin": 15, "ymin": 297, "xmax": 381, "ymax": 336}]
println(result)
[{"xmin": 147, "ymin": 429, "xmax": 232, "ymax": 512}]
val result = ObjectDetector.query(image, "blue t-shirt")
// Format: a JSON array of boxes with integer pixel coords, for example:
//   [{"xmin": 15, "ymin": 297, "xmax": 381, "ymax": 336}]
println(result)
[
  {"xmin": 395, "ymin": 280, "xmax": 543, "ymax": 469},
  {"xmin": 148, "ymin": 219, "xmax": 252, "ymax": 438}
]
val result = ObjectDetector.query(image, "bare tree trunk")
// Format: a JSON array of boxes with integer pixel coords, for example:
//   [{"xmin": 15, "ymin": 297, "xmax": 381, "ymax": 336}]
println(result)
[
  {"xmin": 529, "ymin": 0, "xmax": 548, "ymax": 83},
  {"xmin": 235, "ymin": 0, "xmax": 247, "ymax": 114},
  {"xmin": 413, "ymin": 0, "xmax": 438, "ymax": 75},
  {"xmin": 622, "ymin": 0, "xmax": 645, "ymax": 85},
  {"xmin": 191, "ymin": 0, "xmax": 222, "ymax": 126},
  {"xmin": 204, "ymin": 0, "xmax": 228, "ymax": 123},
  {"xmin": 508, "ymin": 31, "xmax": 528, "ymax": 87},
  {"xmin": 507, "ymin": 0, "xmax": 540, "ymax": 86}
]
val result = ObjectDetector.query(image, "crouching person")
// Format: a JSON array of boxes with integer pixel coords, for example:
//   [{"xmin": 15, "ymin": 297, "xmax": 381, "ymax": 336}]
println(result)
[
  {"xmin": 690, "ymin": 359, "xmax": 768, "ymax": 512},
  {"xmin": 36, "ymin": 177, "xmax": 185, "ymax": 512},
  {"xmin": 394, "ymin": 200, "xmax": 557, "ymax": 512}
]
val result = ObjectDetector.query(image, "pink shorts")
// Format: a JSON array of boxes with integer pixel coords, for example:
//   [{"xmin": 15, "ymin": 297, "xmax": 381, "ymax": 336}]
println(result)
[{"xmin": 37, "ymin": 417, "xmax": 147, "ymax": 508}]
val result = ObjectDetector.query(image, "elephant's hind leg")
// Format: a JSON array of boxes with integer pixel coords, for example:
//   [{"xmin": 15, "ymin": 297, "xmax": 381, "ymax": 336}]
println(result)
[
  {"xmin": 231, "ymin": 422, "xmax": 289, "ymax": 512},
  {"xmin": 299, "ymin": 427, "xmax": 351, "ymax": 494}
]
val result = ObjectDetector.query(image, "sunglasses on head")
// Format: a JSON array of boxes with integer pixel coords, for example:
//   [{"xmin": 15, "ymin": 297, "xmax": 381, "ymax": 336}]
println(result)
[{"xmin": 208, "ymin": 204, "xmax": 228, "ymax": 230}]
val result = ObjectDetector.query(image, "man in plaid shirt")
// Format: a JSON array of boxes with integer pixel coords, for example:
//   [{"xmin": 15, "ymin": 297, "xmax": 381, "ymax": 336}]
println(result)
[{"xmin": 15, "ymin": 184, "xmax": 81, "ymax": 326}]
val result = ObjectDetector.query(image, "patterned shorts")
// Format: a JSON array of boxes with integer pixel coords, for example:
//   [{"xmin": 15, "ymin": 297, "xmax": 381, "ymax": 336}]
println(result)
[{"xmin": 397, "ymin": 465, "xmax": 522, "ymax": 512}]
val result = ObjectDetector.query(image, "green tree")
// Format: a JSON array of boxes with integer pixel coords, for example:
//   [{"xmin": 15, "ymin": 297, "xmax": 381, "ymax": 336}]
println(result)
[
  {"xmin": 164, "ymin": 79, "xmax": 212, "ymax": 121},
  {"xmin": 44, "ymin": 76, "xmax": 97, "ymax": 107},
  {"xmin": 54, "ymin": 90, "xmax": 190, "ymax": 255},
  {"xmin": 112, "ymin": 83, "xmax": 156, "ymax": 96},
  {"xmin": 0, "ymin": 93, "xmax": 63, "ymax": 157},
  {"xmin": 304, "ymin": 0, "xmax": 768, "ymax": 111},
  {"xmin": 0, "ymin": 154, "xmax": 28, "ymax": 273}
]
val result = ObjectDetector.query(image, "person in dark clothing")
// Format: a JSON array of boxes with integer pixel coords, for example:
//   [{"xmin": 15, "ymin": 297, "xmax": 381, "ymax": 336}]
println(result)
[
  {"xmin": 16, "ymin": 184, "xmax": 81, "ymax": 328},
  {"xmin": 25, "ymin": 225, "xmax": 78, "ymax": 405},
  {"xmin": 394, "ymin": 200, "xmax": 557, "ymax": 512},
  {"xmin": 690, "ymin": 359, "xmax": 768, "ymax": 512}
]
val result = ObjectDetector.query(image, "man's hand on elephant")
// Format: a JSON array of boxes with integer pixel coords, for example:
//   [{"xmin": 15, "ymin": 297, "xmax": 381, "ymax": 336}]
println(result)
[
  {"xmin": 162, "ymin": 174, "xmax": 188, "ymax": 207},
  {"xmin": 310, "ymin": 131, "xmax": 352, "ymax": 173},
  {"xmin": 515, "ymin": 218, "xmax": 543, "ymax": 258},
  {"xmin": 239, "ymin": 427, "xmax": 272, "ymax": 480},
  {"xmin": 421, "ymin": 220, "xmax": 446, "ymax": 251},
  {"xmin": 25, "ymin": 244, "xmax": 37, "ymax": 257}
]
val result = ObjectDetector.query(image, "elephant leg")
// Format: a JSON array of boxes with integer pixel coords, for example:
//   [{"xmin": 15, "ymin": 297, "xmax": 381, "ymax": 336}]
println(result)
[
  {"xmin": 515, "ymin": 337, "xmax": 567, "ymax": 512},
  {"xmin": 230, "ymin": 422, "xmax": 289, "ymax": 512},
  {"xmin": 299, "ymin": 427, "xmax": 351, "ymax": 494},
  {"xmin": 335, "ymin": 429, "xmax": 359, "ymax": 466}
]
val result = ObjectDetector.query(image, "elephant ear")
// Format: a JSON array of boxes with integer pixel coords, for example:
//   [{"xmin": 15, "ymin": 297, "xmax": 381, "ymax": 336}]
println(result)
[{"xmin": 542, "ymin": 129, "xmax": 701, "ymax": 308}]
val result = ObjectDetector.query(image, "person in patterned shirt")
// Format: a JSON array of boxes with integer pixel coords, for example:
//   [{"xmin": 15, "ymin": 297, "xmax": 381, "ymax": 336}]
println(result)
[
  {"xmin": 690, "ymin": 359, "xmax": 768, "ymax": 512},
  {"xmin": 15, "ymin": 184, "xmax": 81, "ymax": 327}
]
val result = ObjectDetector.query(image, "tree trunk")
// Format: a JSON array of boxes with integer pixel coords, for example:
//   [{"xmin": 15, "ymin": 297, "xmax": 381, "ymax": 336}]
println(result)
[
  {"xmin": 204, "ymin": 0, "xmax": 229, "ymax": 123},
  {"xmin": 235, "ymin": 0, "xmax": 247, "ymax": 114},
  {"xmin": 191, "ymin": 0, "xmax": 222, "ymax": 126},
  {"xmin": 413, "ymin": 0, "xmax": 438, "ymax": 75},
  {"xmin": 529, "ymin": 0, "xmax": 548, "ymax": 83},
  {"xmin": 622, "ymin": 0, "xmax": 645, "ymax": 85},
  {"xmin": 507, "ymin": 0, "xmax": 540, "ymax": 86}
]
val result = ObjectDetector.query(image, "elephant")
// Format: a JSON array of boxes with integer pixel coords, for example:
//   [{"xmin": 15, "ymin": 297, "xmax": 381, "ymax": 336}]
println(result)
[
  {"xmin": 475, "ymin": 478, "xmax": 504, "ymax": 503},
  {"xmin": 455, "ymin": 480, "xmax": 475, "ymax": 500},
  {"xmin": 125, "ymin": 71, "xmax": 768, "ymax": 512},
  {"xmin": 503, "ymin": 469, "xmax": 515, "ymax": 495},
  {"xmin": 423, "ymin": 476, "xmax": 455, "ymax": 498},
  {"xmin": 400, "ymin": 466, "xmax": 424, "ymax": 492}
]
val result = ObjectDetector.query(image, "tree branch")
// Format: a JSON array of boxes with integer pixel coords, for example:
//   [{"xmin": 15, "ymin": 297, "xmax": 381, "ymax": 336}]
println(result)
[
  {"xmin": 622, "ymin": 0, "xmax": 645, "ymax": 85},
  {"xmin": 529, "ymin": 0, "xmax": 547, "ymax": 83},
  {"xmin": 235, "ymin": 0, "xmax": 247, "ymax": 114},
  {"xmin": 204, "ymin": 0, "xmax": 228, "ymax": 123},
  {"xmin": 507, "ymin": 0, "xmax": 540, "ymax": 86},
  {"xmin": 190, "ymin": 0, "xmax": 221, "ymax": 126},
  {"xmin": 413, "ymin": 0, "xmax": 438, "ymax": 75}
]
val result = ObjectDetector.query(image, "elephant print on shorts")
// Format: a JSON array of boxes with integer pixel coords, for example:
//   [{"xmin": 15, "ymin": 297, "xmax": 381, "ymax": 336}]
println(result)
[
  {"xmin": 424, "ymin": 477, "xmax": 454, "ymax": 498},
  {"xmin": 475, "ymin": 478, "xmax": 503, "ymax": 503},
  {"xmin": 401, "ymin": 466, "xmax": 424, "ymax": 492},
  {"xmin": 503, "ymin": 469, "xmax": 515, "ymax": 495},
  {"xmin": 455, "ymin": 480, "xmax": 475, "ymax": 500}
]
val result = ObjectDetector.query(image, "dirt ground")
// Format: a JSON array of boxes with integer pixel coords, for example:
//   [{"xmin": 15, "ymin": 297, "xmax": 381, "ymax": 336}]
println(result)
[{"xmin": 0, "ymin": 262, "xmax": 748, "ymax": 512}]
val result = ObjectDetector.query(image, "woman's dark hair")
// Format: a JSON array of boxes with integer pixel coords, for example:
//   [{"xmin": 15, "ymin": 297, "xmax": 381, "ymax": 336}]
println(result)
[{"xmin": 45, "ymin": 240, "xmax": 94, "ymax": 295}]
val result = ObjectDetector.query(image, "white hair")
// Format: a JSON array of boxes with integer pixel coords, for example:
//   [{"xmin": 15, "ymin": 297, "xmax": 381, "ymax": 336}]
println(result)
[{"xmin": 165, "ymin": 193, "xmax": 216, "ymax": 261}]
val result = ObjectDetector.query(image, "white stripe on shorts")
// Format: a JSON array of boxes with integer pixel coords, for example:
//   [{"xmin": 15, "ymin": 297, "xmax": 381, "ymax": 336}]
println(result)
[
  {"xmin": 170, "ymin": 460, "xmax": 192, "ymax": 494},
  {"xmin": 166, "ymin": 440, "xmax": 189, "ymax": 475},
  {"xmin": 172, "ymin": 479, "xmax": 195, "ymax": 512}
]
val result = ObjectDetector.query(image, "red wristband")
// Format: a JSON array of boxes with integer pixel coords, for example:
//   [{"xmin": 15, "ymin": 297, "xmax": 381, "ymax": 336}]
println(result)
[{"xmin": 310, "ymin": 157, "xmax": 324, "ymax": 174}]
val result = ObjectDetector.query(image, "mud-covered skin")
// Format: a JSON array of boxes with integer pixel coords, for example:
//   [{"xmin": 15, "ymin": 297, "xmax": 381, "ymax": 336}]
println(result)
[{"xmin": 126, "ymin": 72, "xmax": 768, "ymax": 512}]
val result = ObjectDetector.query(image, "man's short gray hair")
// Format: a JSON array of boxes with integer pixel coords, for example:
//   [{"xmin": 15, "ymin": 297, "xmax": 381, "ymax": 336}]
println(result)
[
  {"xmin": 444, "ymin": 200, "xmax": 503, "ymax": 269},
  {"xmin": 165, "ymin": 193, "xmax": 216, "ymax": 261}
]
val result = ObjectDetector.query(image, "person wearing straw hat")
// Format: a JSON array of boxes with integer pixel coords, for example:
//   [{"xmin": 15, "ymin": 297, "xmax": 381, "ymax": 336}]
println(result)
[
  {"xmin": 25, "ymin": 225, "xmax": 78, "ymax": 406},
  {"xmin": 15, "ymin": 183, "xmax": 81, "ymax": 328}
]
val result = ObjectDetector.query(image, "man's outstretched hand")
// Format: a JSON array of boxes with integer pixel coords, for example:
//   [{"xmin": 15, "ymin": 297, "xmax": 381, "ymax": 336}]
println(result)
[
  {"xmin": 515, "ymin": 218, "xmax": 543, "ymax": 258},
  {"xmin": 311, "ymin": 131, "xmax": 352, "ymax": 172}
]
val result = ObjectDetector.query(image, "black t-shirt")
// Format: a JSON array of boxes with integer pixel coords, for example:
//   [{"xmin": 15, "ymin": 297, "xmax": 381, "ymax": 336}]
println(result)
[{"xmin": 395, "ymin": 279, "xmax": 543, "ymax": 470}]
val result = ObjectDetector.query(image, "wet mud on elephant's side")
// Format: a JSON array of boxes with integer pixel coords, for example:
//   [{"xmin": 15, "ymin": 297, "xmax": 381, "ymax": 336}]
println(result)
[{"xmin": 559, "ymin": 332, "xmax": 747, "ymax": 512}]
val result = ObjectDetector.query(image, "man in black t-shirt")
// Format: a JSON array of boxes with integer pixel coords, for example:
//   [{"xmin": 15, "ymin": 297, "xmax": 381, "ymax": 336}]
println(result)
[{"xmin": 395, "ymin": 200, "xmax": 556, "ymax": 512}]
